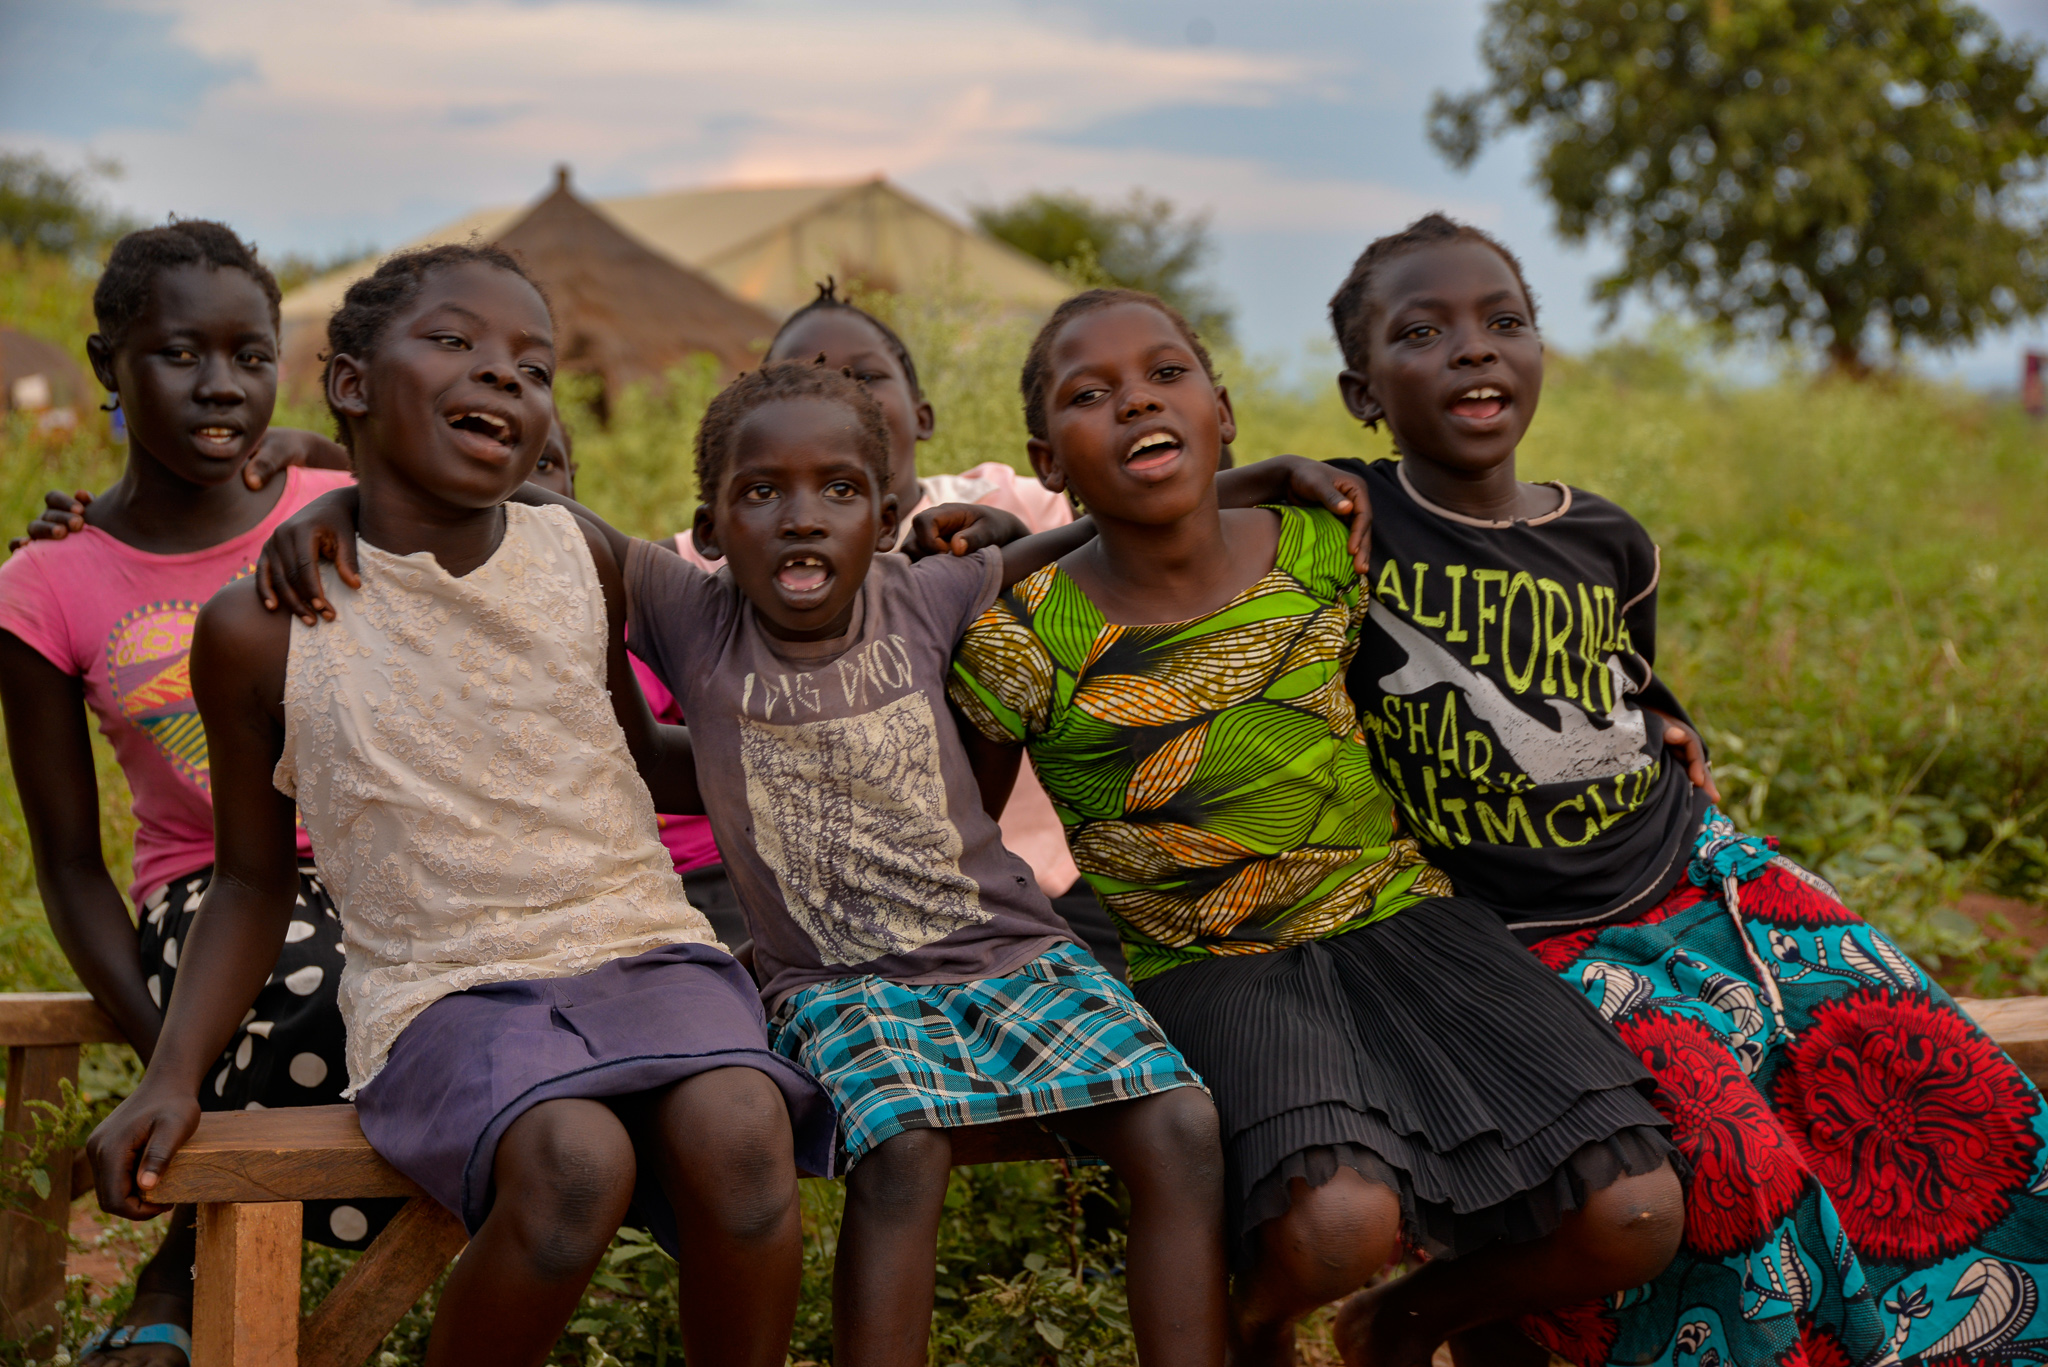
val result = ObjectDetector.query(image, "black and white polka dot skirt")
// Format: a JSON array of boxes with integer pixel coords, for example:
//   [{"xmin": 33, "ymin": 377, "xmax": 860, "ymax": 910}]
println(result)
[{"xmin": 137, "ymin": 864, "xmax": 402, "ymax": 1250}]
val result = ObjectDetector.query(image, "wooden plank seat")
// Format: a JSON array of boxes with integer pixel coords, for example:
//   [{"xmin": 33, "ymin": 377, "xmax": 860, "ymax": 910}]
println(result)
[
  {"xmin": 0, "ymin": 991, "xmax": 1066, "ymax": 1364},
  {"xmin": 17, "ymin": 987, "xmax": 2046, "ymax": 1365}
]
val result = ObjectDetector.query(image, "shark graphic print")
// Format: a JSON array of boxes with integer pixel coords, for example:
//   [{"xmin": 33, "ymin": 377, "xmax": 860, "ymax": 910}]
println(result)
[{"xmin": 1329, "ymin": 457, "xmax": 1707, "ymax": 929}]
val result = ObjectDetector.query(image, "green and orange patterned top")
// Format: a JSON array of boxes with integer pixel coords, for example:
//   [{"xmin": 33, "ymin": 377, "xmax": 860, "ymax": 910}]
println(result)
[{"xmin": 949, "ymin": 505, "xmax": 1450, "ymax": 982}]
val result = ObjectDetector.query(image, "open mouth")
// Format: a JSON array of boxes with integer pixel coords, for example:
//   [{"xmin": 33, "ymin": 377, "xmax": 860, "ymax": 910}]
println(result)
[
  {"xmin": 1449, "ymin": 385, "xmax": 1508, "ymax": 421},
  {"xmin": 192, "ymin": 424, "xmax": 243, "ymax": 451},
  {"xmin": 775, "ymin": 553, "xmax": 831, "ymax": 596},
  {"xmin": 446, "ymin": 409, "xmax": 518, "ymax": 452},
  {"xmin": 1124, "ymin": 430, "xmax": 1183, "ymax": 472}
]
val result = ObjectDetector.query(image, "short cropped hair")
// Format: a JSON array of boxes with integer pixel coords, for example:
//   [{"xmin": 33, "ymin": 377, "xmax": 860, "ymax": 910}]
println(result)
[
  {"xmin": 1018, "ymin": 288, "xmax": 1215, "ymax": 442},
  {"xmin": 1327, "ymin": 213, "xmax": 1537, "ymax": 373},
  {"xmin": 694, "ymin": 360, "xmax": 892, "ymax": 501},
  {"xmin": 93, "ymin": 220, "xmax": 282, "ymax": 345},
  {"xmin": 320, "ymin": 242, "xmax": 545, "ymax": 448}
]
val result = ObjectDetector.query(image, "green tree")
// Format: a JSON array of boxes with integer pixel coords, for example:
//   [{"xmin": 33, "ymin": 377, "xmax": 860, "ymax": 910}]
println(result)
[
  {"xmin": 1432, "ymin": 0, "xmax": 2048, "ymax": 371},
  {"xmin": 974, "ymin": 189, "xmax": 1234, "ymax": 342},
  {"xmin": 0, "ymin": 152, "xmax": 129, "ymax": 260}
]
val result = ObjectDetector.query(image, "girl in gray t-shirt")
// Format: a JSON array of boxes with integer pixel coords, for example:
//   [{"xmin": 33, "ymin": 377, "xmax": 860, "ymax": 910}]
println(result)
[{"xmin": 626, "ymin": 362, "xmax": 1226, "ymax": 1367}]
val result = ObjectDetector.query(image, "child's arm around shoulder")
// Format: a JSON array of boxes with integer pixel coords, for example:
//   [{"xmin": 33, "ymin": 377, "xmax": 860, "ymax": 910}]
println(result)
[
  {"xmin": 255, "ymin": 483, "xmax": 361, "ymax": 624},
  {"xmin": 1213, "ymin": 457, "xmax": 1372, "ymax": 573},
  {"xmin": 86, "ymin": 580, "xmax": 304, "ymax": 1218},
  {"xmin": 573, "ymin": 514, "xmax": 704, "ymax": 815},
  {"xmin": 254, "ymin": 481, "xmax": 671, "ymax": 625},
  {"xmin": 906, "ymin": 456, "xmax": 1372, "ymax": 588},
  {"xmin": 907, "ymin": 503, "xmax": 1093, "ymax": 591}
]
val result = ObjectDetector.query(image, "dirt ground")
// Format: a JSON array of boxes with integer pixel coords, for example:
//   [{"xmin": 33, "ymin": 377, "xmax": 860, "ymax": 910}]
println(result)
[
  {"xmin": 1956, "ymin": 892, "xmax": 2048, "ymax": 963},
  {"xmin": 65, "ymin": 1201, "xmax": 161, "ymax": 1299}
]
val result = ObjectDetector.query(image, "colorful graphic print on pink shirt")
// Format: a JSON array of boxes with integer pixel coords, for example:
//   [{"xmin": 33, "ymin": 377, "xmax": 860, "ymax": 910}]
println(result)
[
  {"xmin": 107, "ymin": 597, "xmax": 211, "ymax": 789},
  {"xmin": 0, "ymin": 467, "xmax": 352, "ymax": 901}
]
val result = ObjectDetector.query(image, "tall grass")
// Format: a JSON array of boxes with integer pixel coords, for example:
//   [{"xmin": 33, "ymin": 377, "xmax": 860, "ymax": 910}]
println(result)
[{"xmin": 4, "ymin": 254, "xmax": 2047, "ymax": 1363}]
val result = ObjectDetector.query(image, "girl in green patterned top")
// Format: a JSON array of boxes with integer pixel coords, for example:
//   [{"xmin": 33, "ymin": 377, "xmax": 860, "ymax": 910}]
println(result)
[{"xmin": 944, "ymin": 290, "xmax": 1684, "ymax": 1367}]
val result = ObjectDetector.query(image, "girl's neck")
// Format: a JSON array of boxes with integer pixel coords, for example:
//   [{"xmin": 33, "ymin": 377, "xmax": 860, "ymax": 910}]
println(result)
[
  {"xmin": 86, "ymin": 441, "xmax": 288, "ymax": 555},
  {"xmin": 1398, "ymin": 450, "xmax": 1558, "ymax": 523},
  {"xmin": 1069, "ymin": 494, "xmax": 1276, "ymax": 627},
  {"xmin": 357, "ymin": 481, "xmax": 507, "ymax": 579}
]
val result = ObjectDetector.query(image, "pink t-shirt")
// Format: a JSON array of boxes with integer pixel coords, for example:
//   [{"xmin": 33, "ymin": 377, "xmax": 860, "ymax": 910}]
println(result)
[
  {"xmin": 0, "ymin": 467, "xmax": 353, "ymax": 903},
  {"xmin": 630, "ymin": 651, "xmax": 723, "ymax": 874},
  {"xmin": 667, "ymin": 461, "xmax": 1082, "ymax": 897}
]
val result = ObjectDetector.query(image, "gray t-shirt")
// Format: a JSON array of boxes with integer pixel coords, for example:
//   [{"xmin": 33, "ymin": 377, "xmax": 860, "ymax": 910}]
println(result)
[{"xmin": 626, "ymin": 540, "xmax": 1071, "ymax": 1007}]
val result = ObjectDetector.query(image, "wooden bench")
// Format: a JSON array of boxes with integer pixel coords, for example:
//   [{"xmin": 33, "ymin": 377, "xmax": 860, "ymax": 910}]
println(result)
[
  {"xmin": 0, "ymin": 992, "xmax": 1065, "ymax": 1365},
  {"xmin": 1, "ymin": 993, "xmax": 125, "ymax": 1356},
  {"xmin": 13, "ymin": 990, "xmax": 2047, "ymax": 1366}
]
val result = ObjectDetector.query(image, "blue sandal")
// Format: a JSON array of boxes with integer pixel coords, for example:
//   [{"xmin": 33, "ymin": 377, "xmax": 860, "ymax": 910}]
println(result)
[{"xmin": 78, "ymin": 1324, "xmax": 191, "ymax": 1362}]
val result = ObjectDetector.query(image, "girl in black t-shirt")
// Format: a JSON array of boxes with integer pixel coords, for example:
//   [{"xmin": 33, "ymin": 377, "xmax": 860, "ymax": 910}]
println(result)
[{"xmin": 1315, "ymin": 213, "xmax": 2048, "ymax": 1367}]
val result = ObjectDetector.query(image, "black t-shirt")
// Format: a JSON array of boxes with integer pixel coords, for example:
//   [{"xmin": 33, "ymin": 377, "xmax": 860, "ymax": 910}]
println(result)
[{"xmin": 1328, "ymin": 458, "xmax": 1707, "ymax": 938}]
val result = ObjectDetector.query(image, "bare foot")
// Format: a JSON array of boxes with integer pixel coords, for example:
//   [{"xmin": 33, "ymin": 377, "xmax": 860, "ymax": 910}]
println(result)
[
  {"xmin": 1332, "ymin": 1282, "xmax": 1437, "ymax": 1367},
  {"xmin": 80, "ymin": 1289, "xmax": 191, "ymax": 1367}
]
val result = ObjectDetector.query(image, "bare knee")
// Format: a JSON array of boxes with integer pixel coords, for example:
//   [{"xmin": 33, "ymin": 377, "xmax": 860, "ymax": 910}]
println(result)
[
  {"xmin": 846, "ymin": 1128, "xmax": 952, "ymax": 1224},
  {"xmin": 1568, "ymin": 1163, "xmax": 1684, "ymax": 1290},
  {"xmin": 1254, "ymin": 1167, "xmax": 1402, "ymax": 1303},
  {"xmin": 493, "ymin": 1101, "xmax": 637, "ymax": 1281},
  {"xmin": 660, "ymin": 1068, "xmax": 798, "ymax": 1243},
  {"xmin": 1116, "ymin": 1087, "xmax": 1224, "ymax": 1197}
]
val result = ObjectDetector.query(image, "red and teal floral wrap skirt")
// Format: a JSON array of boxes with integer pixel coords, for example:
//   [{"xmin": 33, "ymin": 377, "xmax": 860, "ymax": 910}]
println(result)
[{"xmin": 1520, "ymin": 809, "xmax": 2048, "ymax": 1367}]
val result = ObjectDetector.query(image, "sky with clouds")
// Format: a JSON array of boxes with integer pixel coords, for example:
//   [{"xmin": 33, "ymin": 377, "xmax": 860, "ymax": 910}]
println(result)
[{"xmin": 4, "ymin": 0, "xmax": 2046, "ymax": 386}]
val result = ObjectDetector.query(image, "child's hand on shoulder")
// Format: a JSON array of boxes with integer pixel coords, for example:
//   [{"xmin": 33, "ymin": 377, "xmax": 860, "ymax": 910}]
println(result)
[
  {"xmin": 9, "ymin": 488, "xmax": 91, "ymax": 551},
  {"xmin": 1219, "ymin": 455, "xmax": 1372, "ymax": 573},
  {"xmin": 8, "ymin": 429, "xmax": 351, "ymax": 553},
  {"xmin": 240, "ymin": 427, "xmax": 352, "ymax": 490},
  {"xmin": 258, "ymin": 486, "xmax": 365, "ymax": 624},
  {"xmin": 906, "ymin": 502, "xmax": 1029, "ymax": 559}
]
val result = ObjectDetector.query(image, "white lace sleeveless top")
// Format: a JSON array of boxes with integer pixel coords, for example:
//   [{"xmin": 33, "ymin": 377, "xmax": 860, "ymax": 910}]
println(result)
[{"xmin": 275, "ymin": 502, "xmax": 715, "ymax": 1092}]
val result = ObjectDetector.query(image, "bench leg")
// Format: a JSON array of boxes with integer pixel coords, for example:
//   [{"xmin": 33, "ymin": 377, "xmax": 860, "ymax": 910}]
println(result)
[
  {"xmin": 194, "ymin": 1202, "xmax": 301, "ymax": 1367},
  {"xmin": 0, "ymin": 1043, "xmax": 80, "ymax": 1359},
  {"xmin": 298, "ymin": 1195, "xmax": 466, "ymax": 1367}
]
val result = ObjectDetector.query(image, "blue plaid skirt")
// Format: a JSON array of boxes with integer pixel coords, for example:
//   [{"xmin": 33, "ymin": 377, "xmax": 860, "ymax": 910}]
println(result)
[{"xmin": 771, "ymin": 942, "xmax": 1203, "ymax": 1169}]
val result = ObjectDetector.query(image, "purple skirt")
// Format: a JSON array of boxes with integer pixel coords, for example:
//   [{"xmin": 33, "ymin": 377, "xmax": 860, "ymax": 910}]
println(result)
[{"xmin": 355, "ymin": 942, "xmax": 835, "ymax": 1253}]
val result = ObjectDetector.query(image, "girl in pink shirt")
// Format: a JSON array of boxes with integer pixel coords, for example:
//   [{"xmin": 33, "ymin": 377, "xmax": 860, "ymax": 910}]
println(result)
[{"xmin": 0, "ymin": 221, "xmax": 381, "ymax": 1367}]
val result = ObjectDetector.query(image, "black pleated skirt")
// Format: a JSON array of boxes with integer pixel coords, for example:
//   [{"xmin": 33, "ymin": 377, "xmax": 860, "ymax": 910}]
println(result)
[{"xmin": 1131, "ymin": 896, "xmax": 1673, "ymax": 1265}]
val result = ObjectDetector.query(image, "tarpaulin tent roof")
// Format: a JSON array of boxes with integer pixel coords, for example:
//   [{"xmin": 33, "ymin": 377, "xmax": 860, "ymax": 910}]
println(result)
[
  {"xmin": 279, "ymin": 169, "xmax": 778, "ymax": 401},
  {"xmin": 594, "ymin": 177, "xmax": 1071, "ymax": 315}
]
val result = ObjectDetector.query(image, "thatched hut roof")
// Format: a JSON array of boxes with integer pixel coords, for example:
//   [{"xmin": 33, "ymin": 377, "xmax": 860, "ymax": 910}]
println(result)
[{"xmin": 280, "ymin": 169, "xmax": 777, "ymax": 403}]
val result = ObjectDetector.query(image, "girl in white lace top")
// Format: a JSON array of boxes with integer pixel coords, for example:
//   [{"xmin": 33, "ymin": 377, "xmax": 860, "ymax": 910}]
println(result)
[{"xmin": 86, "ymin": 243, "xmax": 834, "ymax": 1367}]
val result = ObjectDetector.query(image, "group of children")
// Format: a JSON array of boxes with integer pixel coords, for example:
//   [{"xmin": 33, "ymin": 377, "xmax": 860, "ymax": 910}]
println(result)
[{"xmin": 3, "ymin": 212, "xmax": 2046, "ymax": 1367}]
